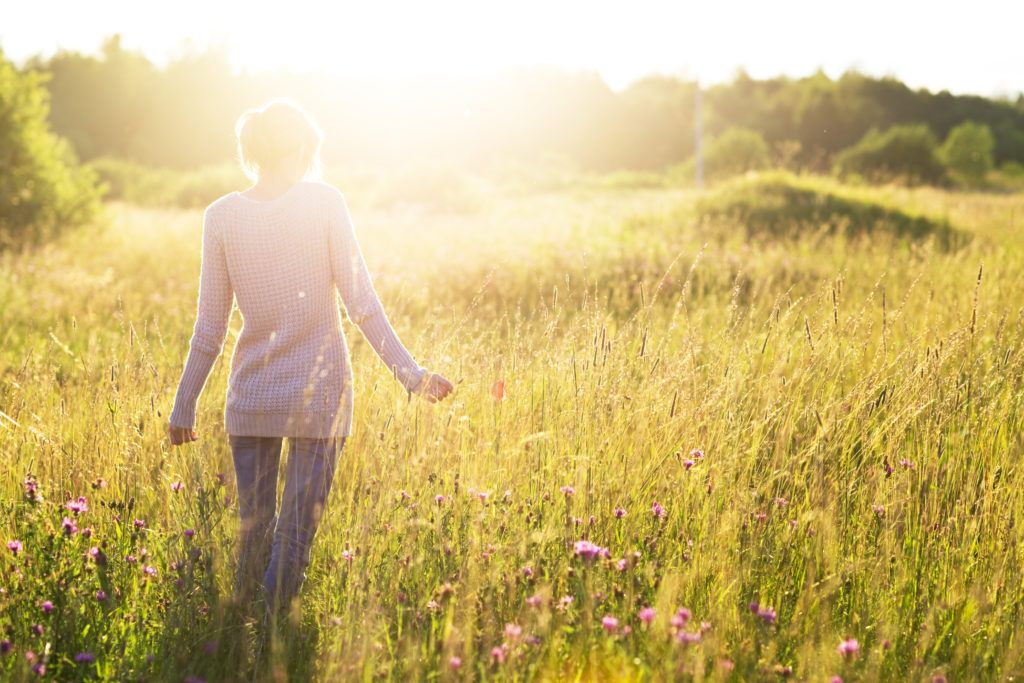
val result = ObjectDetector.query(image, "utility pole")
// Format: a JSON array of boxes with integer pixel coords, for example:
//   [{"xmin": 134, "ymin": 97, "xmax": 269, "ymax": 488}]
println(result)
[{"xmin": 695, "ymin": 80, "xmax": 704, "ymax": 189}]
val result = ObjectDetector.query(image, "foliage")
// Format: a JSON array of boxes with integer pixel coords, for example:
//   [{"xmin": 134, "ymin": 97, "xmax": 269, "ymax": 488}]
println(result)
[
  {"xmin": 940, "ymin": 120, "xmax": 995, "ymax": 186},
  {"xmin": 703, "ymin": 127, "xmax": 771, "ymax": 180},
  {"xmin": 833, "ymin": 125, "xmax": 947, "ymax": 185},
  {"xmin": 88, "ymin": 157, "xmax": 247, "ymax": 209},
  {"xmin": 0, "ymin": 49, "xmax": 101, "ymax": 248},
  {"xmin": 1, "ymin": 181, "xmax": 1023, "ymax": 680},
  {"xmin": 16, "ymin": 40, "xmax": 1024, "ymax": 174}
]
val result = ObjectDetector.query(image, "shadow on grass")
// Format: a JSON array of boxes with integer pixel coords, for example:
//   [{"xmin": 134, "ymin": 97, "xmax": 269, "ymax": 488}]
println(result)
[{"xmin": 697, "ymin": 173, "xmax": 968, "ymax": 250}]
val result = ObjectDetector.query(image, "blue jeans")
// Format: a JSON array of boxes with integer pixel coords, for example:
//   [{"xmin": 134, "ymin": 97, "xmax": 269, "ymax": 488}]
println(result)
[{"xmin": 228, "ymin": 435, "xmax": 343, "ymax": 609}]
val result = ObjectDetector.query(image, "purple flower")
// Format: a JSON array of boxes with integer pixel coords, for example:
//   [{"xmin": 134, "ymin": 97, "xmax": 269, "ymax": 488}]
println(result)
[
  {"xmin": 614, "ymin": 507, "xmax": 626, "ymax": 518},
  {"xmin": 638, "ymin": 607, "xmax": 656, "ymax": 623},
  {"xmin": 683, "ymin": 459, "xmax": 695, "ymax": 469},
  {"xmin": 749, "ymin": 601, "xmax": 776, "ymax": 624},
  {"xmin": 573, "ymin": 540, "xmax": 609, "ymax": 561},
  {"xmin": 872, "ymin": 504, "xmax": 886, "ymax": 518},
  {"xmin": 615, "ymin": 558, "xmax": 627, "ymax": 571},
  {"xmin": 40, "ymin": 601, "xmax": 53, "ymax": 613},
  {"xmin": 675, "ymin": 630, "xmax": 702, "ymax": 643},
  {"xmin": 31, "ymin": 624, "xmax": 43, "ymax": 636},
  {"xmin": 66, "ymin": 496, "xmax": 88, "ymax": 514},
  {"xmin": 142, "ymin": 565, "xmax": 158, "ymax": 577},
  {"xmin": 0, "ymin": 640, "xmax": 11, "ymax": 654},
  {"xmin": 601, "ymin": 615, "xmax": 618, "ymax": 632},
  {"xmin": 133, "ymin": 519, "xmax": 145, "ymax": 529},
  {"xmin": 449, "ymin": 656, "xmax": 462, "ymax": 669},
  {"xmin": 521, "ymin": 566, "xmax": 533, "ymax": 578},
  {"xmin": 525, "ymin": 594, "xmax": 542, "ymax": 607},
  {"xmin": 898, "ymin": 458, "xmax": 915, "ymax": 470},
  {"xmin": 652, "ymin": 501, "xmax": 666, "ymax": 519},
  {"xmin": 184, "ymin": 529, "xmax": 195, "ymax": 538},
  {"xmin": 74, "ymin": 652, "xmax": 95, "ymax": 664},
  {"xmin": 490, "ymin": 645, "xmax": 506, "ymax": 663},
  {"xmin": 837, "ymin": 638, "xmax": 859, "ymax": 656},
  {"xmin": 691, "ymin": 449, "xmax": 704, "ymax": 459},
  {"xmin": 503, "ymin": 623, "xmax": 522, "ymax": 639},
  {"xmin": 7, "ymin": 540, "xmax": 23, "ymax": 556},
  {"xmin": 559, "ymin": 486, "xmax": 574, "ymax": 496},
  {"xmin": 61, "ymin": 516, "xmax": 78, "ymax": 534},
  {"xmin": 95, "ymin": 590, "xmax": 107, "ymax": 601},
  {"xmin": 170, "ymin": 481, "xmax": 184, "ymax": 493},
  {"xmin": 670, "ymin": 607, "xmax": 692, "ymax": 628}
]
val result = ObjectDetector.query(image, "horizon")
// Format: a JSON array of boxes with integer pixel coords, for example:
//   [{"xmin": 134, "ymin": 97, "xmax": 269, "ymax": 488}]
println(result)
[{"xmin": 2, "ymin": 1, "xmax": 1024, "ymax": 98}]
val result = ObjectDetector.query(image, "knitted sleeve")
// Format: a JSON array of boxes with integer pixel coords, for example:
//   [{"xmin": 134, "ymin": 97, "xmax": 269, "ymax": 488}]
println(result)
[
  {"xmin": 169, "ymin": 208, "xmax": 234, "ymax": 428},
  {"xmin": 329, "ymin": 194, "xmax": 426, "ymax": 394}
]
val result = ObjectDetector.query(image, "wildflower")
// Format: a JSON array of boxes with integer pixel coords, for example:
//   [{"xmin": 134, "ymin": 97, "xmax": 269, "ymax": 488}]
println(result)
[
  {"xmin": 215, "ymin": 473, "xmax": 227, "ymax": 486},
  {"xmin": 883, "ymin": 459, "xmax": 894, "ymax": 477},
  {"xmin": 525, "ymin": 594, "xmax": 542, "ymax": 607},
  {"xmin": 615, "ymin": 559, "xmax": 627, "ymax": 571},
  {"xmin": 691, "ymin": 449, "xmax": 704, "ymax": 459},
  {"xmin": 573, "ymin": 540, "xmax": 608, "ymax": 561},
  {"xmin": 40, "ymin": 601, "xmax": 53, "ymax": 613},
  {"xmin": 23, "ymin": 475, "xmax": 41, "ymax": 502},
  {"xmin": 95, "ymin": 590, "xmax": 107, "ymax": 601},
  {"xmin": 133, "ymin": 519, "xmax": 145, "ymax": 529},
  {"xmin": 830, "ymin": 677, "xmax": 843, "ymax": 683},
  {"xmin": 652, "ymin": 501, "xmax": 666, "ymax": 519},
  {"xmin": 490, "ymin": 645, "xmax": 506, "ymax": 663},
  {"xmin": 478, "ymin": 491, "xmax": 489, "ymax": 502},
  {"xmin": 504, "ymin": 623, "xmax": 522, "ymax": 639},
  {"xmin": 74, "ymin": 652, "xmax": 95, "ymax": 664},
  {"xmin": 774, "ymin": 497, "xmax": 788, "ymax": 507},
  {"xmin": 7, "ymin": 540, "xmax": 23, "ymax": 555},
  {"xmin": 872, "ymin": 504, "xmax": 885, "ymax": 518},
  {"xmin": 749, "ymin": 602, "xmax": 776, "ymax": 624},
  {"xmin": 142, "ymin": 565, "xmax": 158, "ymax": 577},
  {"xmin": 341, "ymin": 549, "xmax": 353, "ymax": 562},
  {"xmin": 556, "ymin": 595, "xmax": 575, "ymax": 611},
  {"xmin": 503, "ymin": 489, "xmax": 512, "ymax": 500},
  {"xmin": 522, "ymin": 566, "xmax": 533, "ymax": 577},
  {"xmin": 91, "ymin": 477, "xmax": 107, "ymax": 489},
  {"xmin": 66, "ymin": 496, "xmax": 88, "ymax": 514},
  {"xmin": 87, "ymin": 547, "xmax": 101, "ymax": 559},
  {"xmin": 31, "ymin": 663, "xmax": 45, "ymax": 676},
  {"xmin": 719, "ymin": 659, "xmax": 735, "ymax": 671},
  {"xmin": 184, "ymin": 529, "xmax": 195, "ymax": 538},
  {"xmin": 81, "ymin": 527, "xmax": 93, "ymax": 537},
  {"xmin": 434, "ymin": 494, "xmax": 447, "ymax": 504},
  {"xmin": 670, "ymin": 607, "xmax": 692, "ymax": 628},
  {"xmin": 127, "ymin": 555, "xmax": 138, "ymax": 564},
  {"xmin": 0, "ymin": 640, "xmax": 11, "ymax": 654},
  {"xmin": 601, "ymin": 615, "xmax": 618, "ymax": 632},
  {"xmin": 638, "ymin": 607, "xmax": 656, "ymax": 623},
  {"xmin": 683, "ymin": 459, "xmax": 695, "ymax": 469},
  {"xmin": 559, "ymin": 486, "xmax": 574, "ymax": 495},
  {"xmin": 490, "ymin": 378, "xmax": 506, "ymax": 402},
  {"xmin": 932, "ymin": 676, "xmax": 947, "ymax": 683},
  {"xmin": 31, "ymin": 624, "xmax": 43, "ymax": 636},
  {"xmin": 170, "ymin": 481, "xmax": 184, "ymax": 493},
  {"xmin": 899, "ymin": 458, "xmax": 915, "ymax": 470},
  {"xmin": 449, "ymin": 656, "xmax": 462, "ymax": 669},
  {"xmin": 427, "ymin": 600, "xmax": 439, "ymax": 611},
  {"xmin": 614, "ymin": 507, "xmax": 626, "ymax": 518},
  {"xmin": 837, "ymin": 638, "xmax": 859, "ymax": 657},
  {"xmin": 755, "ymin": 512, "xmax": 768, "ymax": 521},
  {"xmin": 676, "ymin": 630, "xmax": 701, "ymax": 643}
]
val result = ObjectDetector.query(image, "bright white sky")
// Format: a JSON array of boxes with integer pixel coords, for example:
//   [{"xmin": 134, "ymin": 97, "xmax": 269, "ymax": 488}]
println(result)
[{"xmin": 2, "ymin": 0, "xmax": 1022, "ymax": 96}]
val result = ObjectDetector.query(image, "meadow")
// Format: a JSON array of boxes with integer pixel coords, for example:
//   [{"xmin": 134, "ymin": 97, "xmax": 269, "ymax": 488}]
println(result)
[{"xmin": 1, "ymin": 172, "xmax": 1023, "ymax": 681}]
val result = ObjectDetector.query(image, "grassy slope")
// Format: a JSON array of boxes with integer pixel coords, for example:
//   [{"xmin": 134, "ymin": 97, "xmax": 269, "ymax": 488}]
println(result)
[{"xmin": 0, "ymin": 175, "xmax": 1022, "ymax": 681}]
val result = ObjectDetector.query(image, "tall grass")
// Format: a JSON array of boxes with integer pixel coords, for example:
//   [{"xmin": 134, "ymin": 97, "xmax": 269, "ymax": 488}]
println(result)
[{"xmin": 1, "ymin": 175, "xmax": 1022, "ymax": 680}]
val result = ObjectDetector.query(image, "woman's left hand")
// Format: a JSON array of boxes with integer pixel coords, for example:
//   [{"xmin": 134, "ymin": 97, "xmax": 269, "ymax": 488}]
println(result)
[
  {"xmin": 168, "ymin": 423, "xmax": 198, "ymax": 446},
  {"xmin": 421, "ymin": 373, "xmax": 454, "ymax": 403}
]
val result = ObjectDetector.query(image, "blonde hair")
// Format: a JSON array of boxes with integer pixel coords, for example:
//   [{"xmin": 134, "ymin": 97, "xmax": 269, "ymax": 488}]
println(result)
[{"xmin": 235, "ymin": 99, "xmax": 323, "ymax": 181}]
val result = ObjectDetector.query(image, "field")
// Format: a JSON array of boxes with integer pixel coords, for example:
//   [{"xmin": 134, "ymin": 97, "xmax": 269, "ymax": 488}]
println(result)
[{"xmin": 1, "ymin": 173, "xmax": 1023, "ymax": 681}]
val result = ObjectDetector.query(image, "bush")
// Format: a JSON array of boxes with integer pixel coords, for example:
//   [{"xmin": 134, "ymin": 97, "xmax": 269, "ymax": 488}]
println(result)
[
  {"xmin": 833, "ymin": 124, "xmax": 946, "ymax": 185},
  {"xmin": 704, "ymin": 127, "xmax": 771, "ymax": 180},
  {"xmin": 940, "ymin": 121, "xmax": 995, "ymax": 186},
  {"xmin": 0, "ymin": 50, "xmax": 101, "ymax": 248},
  {"xmin": 88, "ymin": 157, "xmax": 247, "ymax": 208}
]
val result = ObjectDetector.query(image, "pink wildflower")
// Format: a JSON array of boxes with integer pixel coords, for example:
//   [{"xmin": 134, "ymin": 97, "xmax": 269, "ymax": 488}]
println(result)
[
  {"xmin": 525, "ymin": 594, "xmax": 542, "ymax": 607},
  {"xmin": 652, "ymin": 501, "xmax": 666, "ymax": 519},
  {"xmin": 66, "ymin": 496, "xmax": 88, "ymax": 514},
  {"xmin": 504, "ymin": 623, "xmax": 522, "ymax": 639},
  {"xmin": 837, "ymin": 638, "xmax": 859, "ymax": 657},
  {"xmin": 170, "ymin": 481, "xmax": 184, "ymax": 493},
  {"xmin": 638, "ymin": 607, "xmax": 656, "ymax": 623},
  {"xmin": 614, "ymin": 507, "xmax": 626, "ymax": 518},
  {"xmin": 40, "ymin": 601, "xmax": 53, "ymax": 613},
  {"xmin": 490, "ymin": 645, "xmax": 506, "ymax": 663},
  {"xmin": 449, "ymin": 656, "xmax": 462, "ymax": 669},
  {"xmin": 601, "ymin": 615, "xmax": 618, "ymax": 632},
  {"xmin": 573, "ymin": 540, "xmax": 608, "ymax": 561},
  {"xmin": 559, "ymin": 486, "xmax": 574, "ymax": 495},
  {"xmin": 683, "ymin": 459, "xmax": 695, "ymax": 469},
  {"xmin": 74, "ymin": 652, "xmax": 95, "ymax": 664},
  {"xmin": 7, "ymin": 540, "xmax": 23, "ymax": 555}
]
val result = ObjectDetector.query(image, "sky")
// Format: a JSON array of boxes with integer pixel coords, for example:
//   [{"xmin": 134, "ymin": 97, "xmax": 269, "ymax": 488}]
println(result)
[{"xmin": 2, "ymin": 0, "xmax": 1023, "ymax": 97}]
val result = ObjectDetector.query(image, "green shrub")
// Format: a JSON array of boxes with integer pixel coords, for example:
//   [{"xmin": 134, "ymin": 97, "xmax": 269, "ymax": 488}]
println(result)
[
  {"xmin": 0, "ymin": 50, "xmax": 101, "ymax": 248},
  {"xmin": 88, "ymin": 157, "xmax": 247, "ymax": 208},
  {"xmin": 940, "ymin": 121, "xmax": 995, "ymax": 186},
  {"xmin": 834, "ymin": 124, "xmax": 946, "ymax": 185},
  {"xmin": 704, "ymin": 126, "xmax": 771, "ymax": 180}
]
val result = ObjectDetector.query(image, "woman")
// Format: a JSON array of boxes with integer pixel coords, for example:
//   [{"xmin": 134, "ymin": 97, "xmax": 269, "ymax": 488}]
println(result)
[{"xmin": 167, "ymin": 99, "xmax": 453, "ymax": 609}]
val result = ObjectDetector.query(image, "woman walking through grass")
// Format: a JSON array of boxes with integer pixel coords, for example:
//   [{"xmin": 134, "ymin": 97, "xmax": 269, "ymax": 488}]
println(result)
[{"xmin": 166, "ymin": 99, "xmax": 453, "ymax": 611}]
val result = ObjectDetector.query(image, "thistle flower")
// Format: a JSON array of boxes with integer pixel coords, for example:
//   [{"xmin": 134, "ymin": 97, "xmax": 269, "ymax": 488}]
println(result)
[
  {"xmin": 837, "ymin": 639, "xmax": 859, "ymax": 657},
  {"xmin": 170, "ymin": 481, "xmax": 184, "ymax": 493},
  {"xmin": 40, "ymin": 601, "xmax": 53, "ymax": 613},
  {"xmin": 601, "ymin": 615, "xmax": 618, "ymax": 632},
  {"xmin": 95, "ymin": 590, "xmax": 107, "ymax": 601},
  {"xmin": 683, "ymin": 459, "xmax": 695, "ymax": 469},
  {"xmin": 7, "ymin": 540, "xmax": 23, "ymax": 556},
  {"xmin": 449, "ymin": 656, "xmax": 462, "ymax": 669},
  {"xmin": 0, "ymin": 640, "xmax": 11, "ymax": 654},
  {"xmin": 142, "ymin": 565, "xmax": 158, "ymax": 577},
  {"xmin": 61, "ymin": 517, "xmax": 78, "ymax": 534},
  {"xmin": 691, "ymin": 449, "xmax": 704, "ymax": 459},
  {"xmin": 525, "ymin": 594, "xmax": 542, "ymax": 607},
  {"xmin": 66, "ymin": 496, "xmax": 88, "ymax": 514},
  {"xmin": 133, "ymin": 519, "xmax": 145, "ymax": 529},
  {"xmin": 652, "ymin": 501, "xmax": 666, "ymax": 519},
  {"xmin": 504, "ymin": 623, "xmax": 522, "ymax": 639},
  {"xmin": 638, "ymin": 607, "xmax": 656, "ymax": 623},
  {"xmin": 573, "ymin": 540, "xmax": 608, "ymax": 560},
  {"xmin": 559, "ymin": 486, "xmax": 574, "ymax": 495},
  {"xmin": 490, "ymin": 645, "xmax": 506, "ymax": 663},
  {"xmin": 74, "ymin": 652, "xmax": 95, "ymax": 664},
  {"xmin": 614, "ymin": 507, "xmax": 626, "ymax": 518}
]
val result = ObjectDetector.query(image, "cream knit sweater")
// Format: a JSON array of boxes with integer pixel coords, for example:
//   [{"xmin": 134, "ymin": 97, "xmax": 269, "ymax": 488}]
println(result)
[{"xmin": 169, "ymin": 181, "xmax": 425, "ymax": 438}]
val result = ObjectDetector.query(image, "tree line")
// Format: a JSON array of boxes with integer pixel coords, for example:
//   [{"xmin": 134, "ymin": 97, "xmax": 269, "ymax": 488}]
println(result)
[{"xmin": 21, "ymin": 36, "xmax": 1024, "ymax": 174}]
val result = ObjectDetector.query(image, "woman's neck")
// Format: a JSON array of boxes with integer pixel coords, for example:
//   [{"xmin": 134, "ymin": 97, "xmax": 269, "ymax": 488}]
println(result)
[{"xmin": 243, "ymin": 172, "xmax": 304, "ymax": 201}]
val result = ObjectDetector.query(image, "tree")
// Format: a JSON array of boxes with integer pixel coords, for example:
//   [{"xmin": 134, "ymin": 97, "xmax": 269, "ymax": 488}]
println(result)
[
  {"xmin": 0, "ymin": 49, "xmax": 100, "ymax": 247},
  {"xmin": 940, "ymin": 120, "xmax": 995, "ymax": 186},
  {"xmin": 833, "ymin": 125, "xmax": 946, "ymax": 185}
]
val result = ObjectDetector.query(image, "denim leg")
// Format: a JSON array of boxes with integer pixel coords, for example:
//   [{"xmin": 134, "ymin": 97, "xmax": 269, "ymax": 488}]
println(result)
[
  {"xmin": 229, "ymin": 435, "xmax": 283, "ymax": 605},
  {"xmin": 262, "ymin": 437, "xmax": 342, "ymax": 608}
]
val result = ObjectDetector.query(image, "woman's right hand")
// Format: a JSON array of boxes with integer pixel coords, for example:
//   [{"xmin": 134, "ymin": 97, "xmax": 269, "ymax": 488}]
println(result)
[
  {"xmin": 420, "ymin": 373, "xmax": 454, "ymax": 403},
  {"xmin": 168, "ymin": 423, "xmax": 198, "ymax": 446}
]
